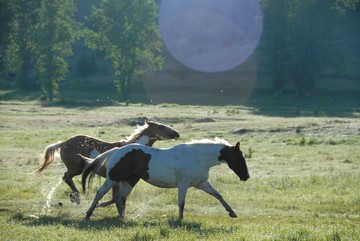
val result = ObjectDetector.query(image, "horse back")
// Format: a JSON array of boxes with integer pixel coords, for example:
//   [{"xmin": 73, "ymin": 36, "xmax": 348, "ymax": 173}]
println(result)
[{"xmin": 61, "ymin": 135, "xmax": 119, "ymax": 159}]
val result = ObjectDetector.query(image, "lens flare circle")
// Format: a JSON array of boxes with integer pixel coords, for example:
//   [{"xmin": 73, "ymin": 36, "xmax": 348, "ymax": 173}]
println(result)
[{"xmin": 159, "ymin": 0, "xmax": 263, "ymax": 72}]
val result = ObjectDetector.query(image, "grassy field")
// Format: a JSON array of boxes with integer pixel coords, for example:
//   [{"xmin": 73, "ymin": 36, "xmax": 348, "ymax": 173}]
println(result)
[{"xmin": 0, "ymin": 93, "xmax": 359, "ymax": 240}]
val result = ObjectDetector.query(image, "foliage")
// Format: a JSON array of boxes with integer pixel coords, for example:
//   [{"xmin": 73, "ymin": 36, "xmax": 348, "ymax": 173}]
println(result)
[
  {"xmin": 4, "ymin": 0, "xmax": 79, "ymax": 101},
  {"xmin": 6, "ymin": 0, "xmax": 41, "ymax": 90},
  {"xmin": 36, "ymin": 0, "xmax": 79, "ymax": 101},
  {"xmin": 84, "ymin": 0, "xmax": 163, "ymax": 101},
  {"xmin": 259, "ymin": 0, "xmax": 359, "ymax": 96},
  {"xmin": 0, "ymin": 0, "xmax": 12, "ymax": 80}
]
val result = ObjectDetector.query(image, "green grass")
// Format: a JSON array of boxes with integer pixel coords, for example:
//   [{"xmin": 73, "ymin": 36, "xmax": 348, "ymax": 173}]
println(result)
[{"xmin": 0, "ymin": 98, "xmax": 359, "ymax": 240}]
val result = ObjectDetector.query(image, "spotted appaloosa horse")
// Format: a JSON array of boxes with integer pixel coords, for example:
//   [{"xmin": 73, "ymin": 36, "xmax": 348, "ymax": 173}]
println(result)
[
  {"xmin": 35, "ymin": 119, "xmax": 180, "ymax": 204},
  {"xmin": 82, "ymin": 138, "xmax": 250, "ymax": 220}
]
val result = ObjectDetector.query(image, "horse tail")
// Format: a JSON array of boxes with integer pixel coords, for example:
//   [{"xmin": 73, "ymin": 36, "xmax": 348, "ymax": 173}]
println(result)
[
  {"xmin": 35, "ymin": 141, "xmax": 64, "ymax": 175},
  {"xmin": 81, "ymin": 149, "xmax": 115, "ymax": 194}
]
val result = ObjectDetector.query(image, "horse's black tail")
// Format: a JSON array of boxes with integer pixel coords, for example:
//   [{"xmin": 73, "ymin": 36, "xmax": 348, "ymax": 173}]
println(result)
[
  {"xmin": 81, "ymin": 149, "xmax": 115, "ymax": 193},
  {"xmin": 81, "ymin": 157, "xmax": 101, "ymax": 194}
]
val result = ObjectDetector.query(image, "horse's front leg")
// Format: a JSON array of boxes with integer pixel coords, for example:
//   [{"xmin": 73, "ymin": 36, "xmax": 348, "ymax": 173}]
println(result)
[
  {"xmin": 195, "ymin": 181, "xmax": 237, "ymax": 218},
  {"xmin": 177, "ymin": 181, "xmax": 189, "ymax": 221},
  {"xmin": 98, "ymin": 183, "xmax": 120, "ymax": 207},
  {"xmin": 85, "ymin": 179, "xmax": 113, "ymax": 220}
]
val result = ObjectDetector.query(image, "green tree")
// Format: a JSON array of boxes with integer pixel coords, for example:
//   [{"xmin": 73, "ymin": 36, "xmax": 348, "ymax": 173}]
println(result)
[
  {"xmin": 7, "ymin": 0, "xmax": 41, "ymax": 90},
  {"xmin": 85, "ymin": 0, "xmax": 163, "ymax": 101},
  {"xmin": 260, "ymin": 0, "xmax": 290, "ymax": 96},
  {"xmin": 5, "ymin": 0, "xmax": 79, "ymax": 100},
  {"xmin": 0, "ymin": 0, "xmax": 12, "ymax": 81},
  {"xmin": 36, "ymin": 0, "xmax": 79, "ymax": 101},
  {"xmin": 260, "ymin": 0, "xmax": 358, "ymax": 96}
]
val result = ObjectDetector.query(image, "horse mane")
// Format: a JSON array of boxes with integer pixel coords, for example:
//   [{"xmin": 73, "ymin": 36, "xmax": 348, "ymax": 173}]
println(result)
[
  {"xmin": 125, "ymin": 122, "xmax": 149, "ymax": 142},
  {"xmin": 186, "ymin": 137, "xmax": 231, "ymax": 146}
]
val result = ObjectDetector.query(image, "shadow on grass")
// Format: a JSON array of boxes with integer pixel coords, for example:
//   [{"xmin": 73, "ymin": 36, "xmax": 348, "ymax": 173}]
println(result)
[
  {"xmin": 12, "ymin": 213, "xmax": 139, "ymax": 230},
  {"xmin": 0, "ymin": 89, "xmax": 130, "ymax": 109},
  {"xmin": 13, "ymin": 213, "xmax": 234, "ymax": 235},
  {"xmin": 245, "ymin": 89, "xmax": 360, "ymax": 118},
  {"xmin": 0, "ymin": 89, "xmax": 42, "ymax": 101},
  {"xmin": 2, "ymin": 81, "xmax": 358, "ymax": 118}
]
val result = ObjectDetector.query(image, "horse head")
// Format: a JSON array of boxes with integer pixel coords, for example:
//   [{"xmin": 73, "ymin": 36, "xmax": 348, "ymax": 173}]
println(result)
[
  {"xmin": 218, "ymin": 142, "xmax": 250, "ymax": 181},
  {"xmin": 144, "ymin": 119, "xmax": 180, "ymax": 141}
]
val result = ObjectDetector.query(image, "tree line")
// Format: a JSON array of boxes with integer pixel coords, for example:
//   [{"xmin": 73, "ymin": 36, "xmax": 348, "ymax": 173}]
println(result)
[
  {"xmin": 0, "ymin": 0, "xmax": 161, "ymax": 101},
  {"xmin": 0, "ymin": 0, "xmax": 358, "ymax": 101},
  {"xmin": 1, "ymin": 0, "xmax": 80, "ymax": 101},
  {"xmin": 260, "ymin": 0, "xmax": 358, "ymax": 96}
]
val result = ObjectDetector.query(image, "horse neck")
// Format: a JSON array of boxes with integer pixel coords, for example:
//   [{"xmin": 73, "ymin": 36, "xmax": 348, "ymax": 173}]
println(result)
[
  {"xmin": 140, "ymin": 137, "xmax": 156, "ymax": 146},
  {"xmin": 127, "ymin": 128, "xmax": 155, "ymax": 146},
  {"xmin": 189, "ymin": 144, "xmax": 224, "ymax": 168}
]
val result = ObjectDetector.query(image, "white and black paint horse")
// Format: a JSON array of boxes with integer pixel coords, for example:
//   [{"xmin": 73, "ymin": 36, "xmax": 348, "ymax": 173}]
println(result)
[{"xmin": 82, "ymin": 138, "xmax": 250, "ymax": 220}]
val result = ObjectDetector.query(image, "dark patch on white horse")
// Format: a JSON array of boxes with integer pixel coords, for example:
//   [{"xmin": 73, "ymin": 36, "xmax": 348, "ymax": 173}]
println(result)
[{"xmin": 109, "ymin": 149, "xmax": 151, "ymax": 186}]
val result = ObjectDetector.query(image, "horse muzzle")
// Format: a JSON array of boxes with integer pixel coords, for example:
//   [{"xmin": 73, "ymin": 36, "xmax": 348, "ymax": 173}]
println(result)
[
  {"xmin": 240, "ymin": 175, "xmax": 250, "ymax": 182},
  {"xmin": 172, "ymin": 132, "xmax": 180, "ymax": 140}
]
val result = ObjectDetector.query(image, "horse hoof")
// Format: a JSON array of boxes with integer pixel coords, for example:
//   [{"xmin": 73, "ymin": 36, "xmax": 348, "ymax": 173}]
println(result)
[
  {"xmin": 97, "ymin": 202, "xmax": 107, "ymax": 208},
  {"xmin": 229, "ymin": 212, "xmax": 237, "ymax": 218},
  {"xmin": 69, "ymin": 192, "xmax": 81, "ymax": 204}
]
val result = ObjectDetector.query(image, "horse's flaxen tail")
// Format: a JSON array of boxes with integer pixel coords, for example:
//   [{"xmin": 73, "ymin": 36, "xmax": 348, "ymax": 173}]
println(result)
[
  {"xmin": 81, "ymin": 149, "xmax": 115, "ymax": 193},
  {"xmin": 34, "ymin": 141, "xmax": 64, "ymax": 175}
]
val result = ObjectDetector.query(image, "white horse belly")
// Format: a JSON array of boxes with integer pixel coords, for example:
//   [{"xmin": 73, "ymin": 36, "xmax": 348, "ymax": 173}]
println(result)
[
  {"xmin": 146, "ymin": 178, "xmax": 178, "ymax": 188},
  {"xmin": 146, "ymin": 166, "xmax": 177, "ymax": 188}
]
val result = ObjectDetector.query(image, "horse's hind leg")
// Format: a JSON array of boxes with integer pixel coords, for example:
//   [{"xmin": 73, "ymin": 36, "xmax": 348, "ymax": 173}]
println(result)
[
  {"xmin": 63, "ymin": 172, "xmax": 81, "ymax": 204},
  {"xmin": 195, "ymin": 181, "xmax": 237, "ymax": 218}
]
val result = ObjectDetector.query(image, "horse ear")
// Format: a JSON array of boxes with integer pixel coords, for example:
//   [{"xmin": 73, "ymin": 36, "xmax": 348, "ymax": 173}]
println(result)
[{"xmin": 235, "ymin": 142, "xmax": 240, "ymax": 149}]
